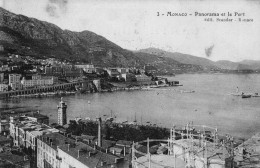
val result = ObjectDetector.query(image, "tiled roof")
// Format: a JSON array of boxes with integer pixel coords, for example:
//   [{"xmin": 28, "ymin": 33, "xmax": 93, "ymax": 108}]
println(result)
[
  {"xmin": 58, "ymin": 141, "xmax": 121, "ymax": 168},
  {"xmin": 39, "ymin": 132, "xmax": 75, "ymax": 150}
]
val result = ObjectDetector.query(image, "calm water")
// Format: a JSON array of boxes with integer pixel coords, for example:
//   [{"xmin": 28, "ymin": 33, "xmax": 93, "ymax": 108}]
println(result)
[{"xmin": 1, "ymin": 74, "xmax": 260, "ymax": 139}]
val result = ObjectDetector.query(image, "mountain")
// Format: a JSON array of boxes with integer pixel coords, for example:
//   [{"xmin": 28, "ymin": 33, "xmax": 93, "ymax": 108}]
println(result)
[
  {"xmin": 1, "ymin": 7, "xmax": 259, "ymax": 74},
  {"xmin": 0, "ymin": 7, "xmax": 138, "ymax": 67},
  {"xmin": 139, "ymin": 48, "xmax": 260, "ymax": 71},
  {"xmin": 239, "ymin": 60, "xmax": 260, "ymax": 70},
  {"xmin": 138, "ymin": 48, "xmax": 219, "ymax": 70}
]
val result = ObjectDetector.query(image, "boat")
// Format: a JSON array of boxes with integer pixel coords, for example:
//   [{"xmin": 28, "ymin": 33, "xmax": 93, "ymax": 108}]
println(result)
[
  {"xmin": 242, "ymin": 94, "xmax": 251, "ymax": 98},
  {"xmin": 181, "ymin": 90, "xmax": 195, "ymax": 93}
]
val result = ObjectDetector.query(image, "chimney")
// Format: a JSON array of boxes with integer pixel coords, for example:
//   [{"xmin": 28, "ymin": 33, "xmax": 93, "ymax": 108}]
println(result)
[
  {"xmin": 67, "ymin": 144, "xmax": 70, "ymax": 151},
  {"xmin": 77, "ymin": 150, "xmax": 80, "ymax": 158},
  {"xmin": 106, "ymin": 148, "xmax": 108, "ymax": 153},
  {"xmin": 97, "ymin": 117, "xmax": 102, "ymax": 147},
  {"xmin": 88, "ymin": 152, "xmax": 92, "ymax": 157},
  {"xmin": 113, "ymin": 149, "xmax": 115, "ymax": 155},
  {"xmin": 98, "ymin": 117, "xmax": 102, "ymax": 147},
  {"xmin": 123, "ymin": 146, "xmax": 126, "ymax": 156}
]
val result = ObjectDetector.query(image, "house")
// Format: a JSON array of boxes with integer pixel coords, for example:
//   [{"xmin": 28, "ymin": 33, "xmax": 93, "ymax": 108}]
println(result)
[{"xmin": 80, "ymin": 134, "xmax": 96, "ymax": 144}]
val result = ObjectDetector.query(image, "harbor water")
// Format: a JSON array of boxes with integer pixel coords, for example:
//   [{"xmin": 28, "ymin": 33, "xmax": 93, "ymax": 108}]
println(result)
[{"xmin": 1, "ymin": 73, "xmax": 260, "ymax": 139}]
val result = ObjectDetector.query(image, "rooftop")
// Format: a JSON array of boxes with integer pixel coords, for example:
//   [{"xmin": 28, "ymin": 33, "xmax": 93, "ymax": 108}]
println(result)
[
  {"xmin": 58, "ymin": 141, "xmax": 122, "ymax": 168},
  {"xmin": 39, "ymin": 132, "xmax": 75, "ymax": 150}
]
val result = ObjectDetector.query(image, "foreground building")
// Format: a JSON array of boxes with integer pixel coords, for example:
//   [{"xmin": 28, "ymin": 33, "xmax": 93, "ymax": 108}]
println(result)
[{"xmin": 37, "ymin": 132, "xmax": 127, "ymax": 168}]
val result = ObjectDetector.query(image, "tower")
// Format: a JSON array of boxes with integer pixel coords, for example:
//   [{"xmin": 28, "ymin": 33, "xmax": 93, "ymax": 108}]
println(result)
[{"xmin": 57, "ymin": 97, "xmax": 67, "ymax": 126}]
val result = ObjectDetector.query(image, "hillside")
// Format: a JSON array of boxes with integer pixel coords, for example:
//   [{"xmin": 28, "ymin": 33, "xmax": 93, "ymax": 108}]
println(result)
[{"xmin": 0, "ymin": 7, "xmax": 137, "ymax": 67}]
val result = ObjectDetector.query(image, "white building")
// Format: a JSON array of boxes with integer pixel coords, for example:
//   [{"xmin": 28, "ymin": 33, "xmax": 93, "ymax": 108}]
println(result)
[
  {"xmin": 75, "ymin": 64, "xmax": 96, "ymax": 73},
  {"xmin": 9, "ymin": 74, "xmax": 21, "ymax": 85},
  {"xmin": 9, "ymin": 74, "xmax": 22, "ymax": 90},
  {"xmin": 21, "ymin": 75, "xmax": 57, "ymax": 88}
]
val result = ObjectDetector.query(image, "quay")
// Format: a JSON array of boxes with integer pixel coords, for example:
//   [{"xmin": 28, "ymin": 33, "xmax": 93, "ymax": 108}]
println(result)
[{"xmin": 0, "ymin": 81, "xmax": 88, "ymax": 99}]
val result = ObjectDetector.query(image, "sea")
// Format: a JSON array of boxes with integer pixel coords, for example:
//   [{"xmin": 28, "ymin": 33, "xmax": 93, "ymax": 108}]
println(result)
[{"xmin": 1, "ymin": 73, "xmax": 260, "ymax": 139}]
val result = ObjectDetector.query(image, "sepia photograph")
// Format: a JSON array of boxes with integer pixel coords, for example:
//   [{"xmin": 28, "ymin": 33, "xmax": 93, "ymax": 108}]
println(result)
[{"xmin": 0, "ymin": 0, "xmax": 260, "ymax": 167}]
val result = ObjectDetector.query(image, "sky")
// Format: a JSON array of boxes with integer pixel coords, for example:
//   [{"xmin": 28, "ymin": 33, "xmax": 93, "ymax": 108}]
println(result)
[{"xmin": 1, "ymin": 0, "xmax": 260, "ymax": 62}]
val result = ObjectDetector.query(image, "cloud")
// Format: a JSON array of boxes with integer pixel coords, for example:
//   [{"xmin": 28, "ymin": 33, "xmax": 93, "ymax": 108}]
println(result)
[
  {"xmin": 45, "ymin": 0, "xmax": 68, "ymax": 18},
  {"xmin": 205, "ymin": 44, "xmax": 214, "ymax": 57}
]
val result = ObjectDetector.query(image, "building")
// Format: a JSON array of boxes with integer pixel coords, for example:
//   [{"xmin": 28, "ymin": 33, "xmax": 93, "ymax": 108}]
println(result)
[
  {"xmin": 121, "ymin": 73, "xmax": 136, "ymax": 82},
  {"xmin": 58, "ymin": 141, "xmax": 127, "ymax": 168},
  {"xmin": 9, "ymin": 114, "xmax": 51, "ymax": 147},
  {"xmin": 0, "ymin": 73, "xmax": 4, "ymax": 82},
  {"xmin": 135, "ymin": 74, "xmax": 151, "ymax": 82},
  {"xmin": 0, "ymin": 65, "xmax": 10, "ymax": 72},
  {"xmin": 75, "ymin": 64, "xmax": 96, "ymax": 73},
  {"xmin": 57, "ymin": 98, "xmax": 67, "ymax": 126},
  {"xmin": 25, "ymin": 112, "xmax": 49, "ymax": 125},
  {"xmin": 21, "ymin": 75, "xmax": 58, "ymax": 88},
  {"xmin": 0, "ymin": 83, "xmax": 8, "ymax": 92},
  {"xmin": 105, "ymin": 68, "xmax": 121, "ymax": 78},
  {"xmin": 9, "ymin": 114, "xmax": 58, "ymax": 167},
  {"xmin": 9, "ymin": 74, "xmax": 22, "ymax": 90},
  {"xmin": 37, "ymin": 132, "xmax": 75, "ymax": 168},
  {"xmin": 9, "ymin": 74, "xmax": 21, "ymax": 85}
]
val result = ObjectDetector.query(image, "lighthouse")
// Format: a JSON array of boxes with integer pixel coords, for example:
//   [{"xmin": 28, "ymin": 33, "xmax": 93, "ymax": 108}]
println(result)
[{"xmin": 57, "ymin": 97, "xmax": 67, "ymax": 126}]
